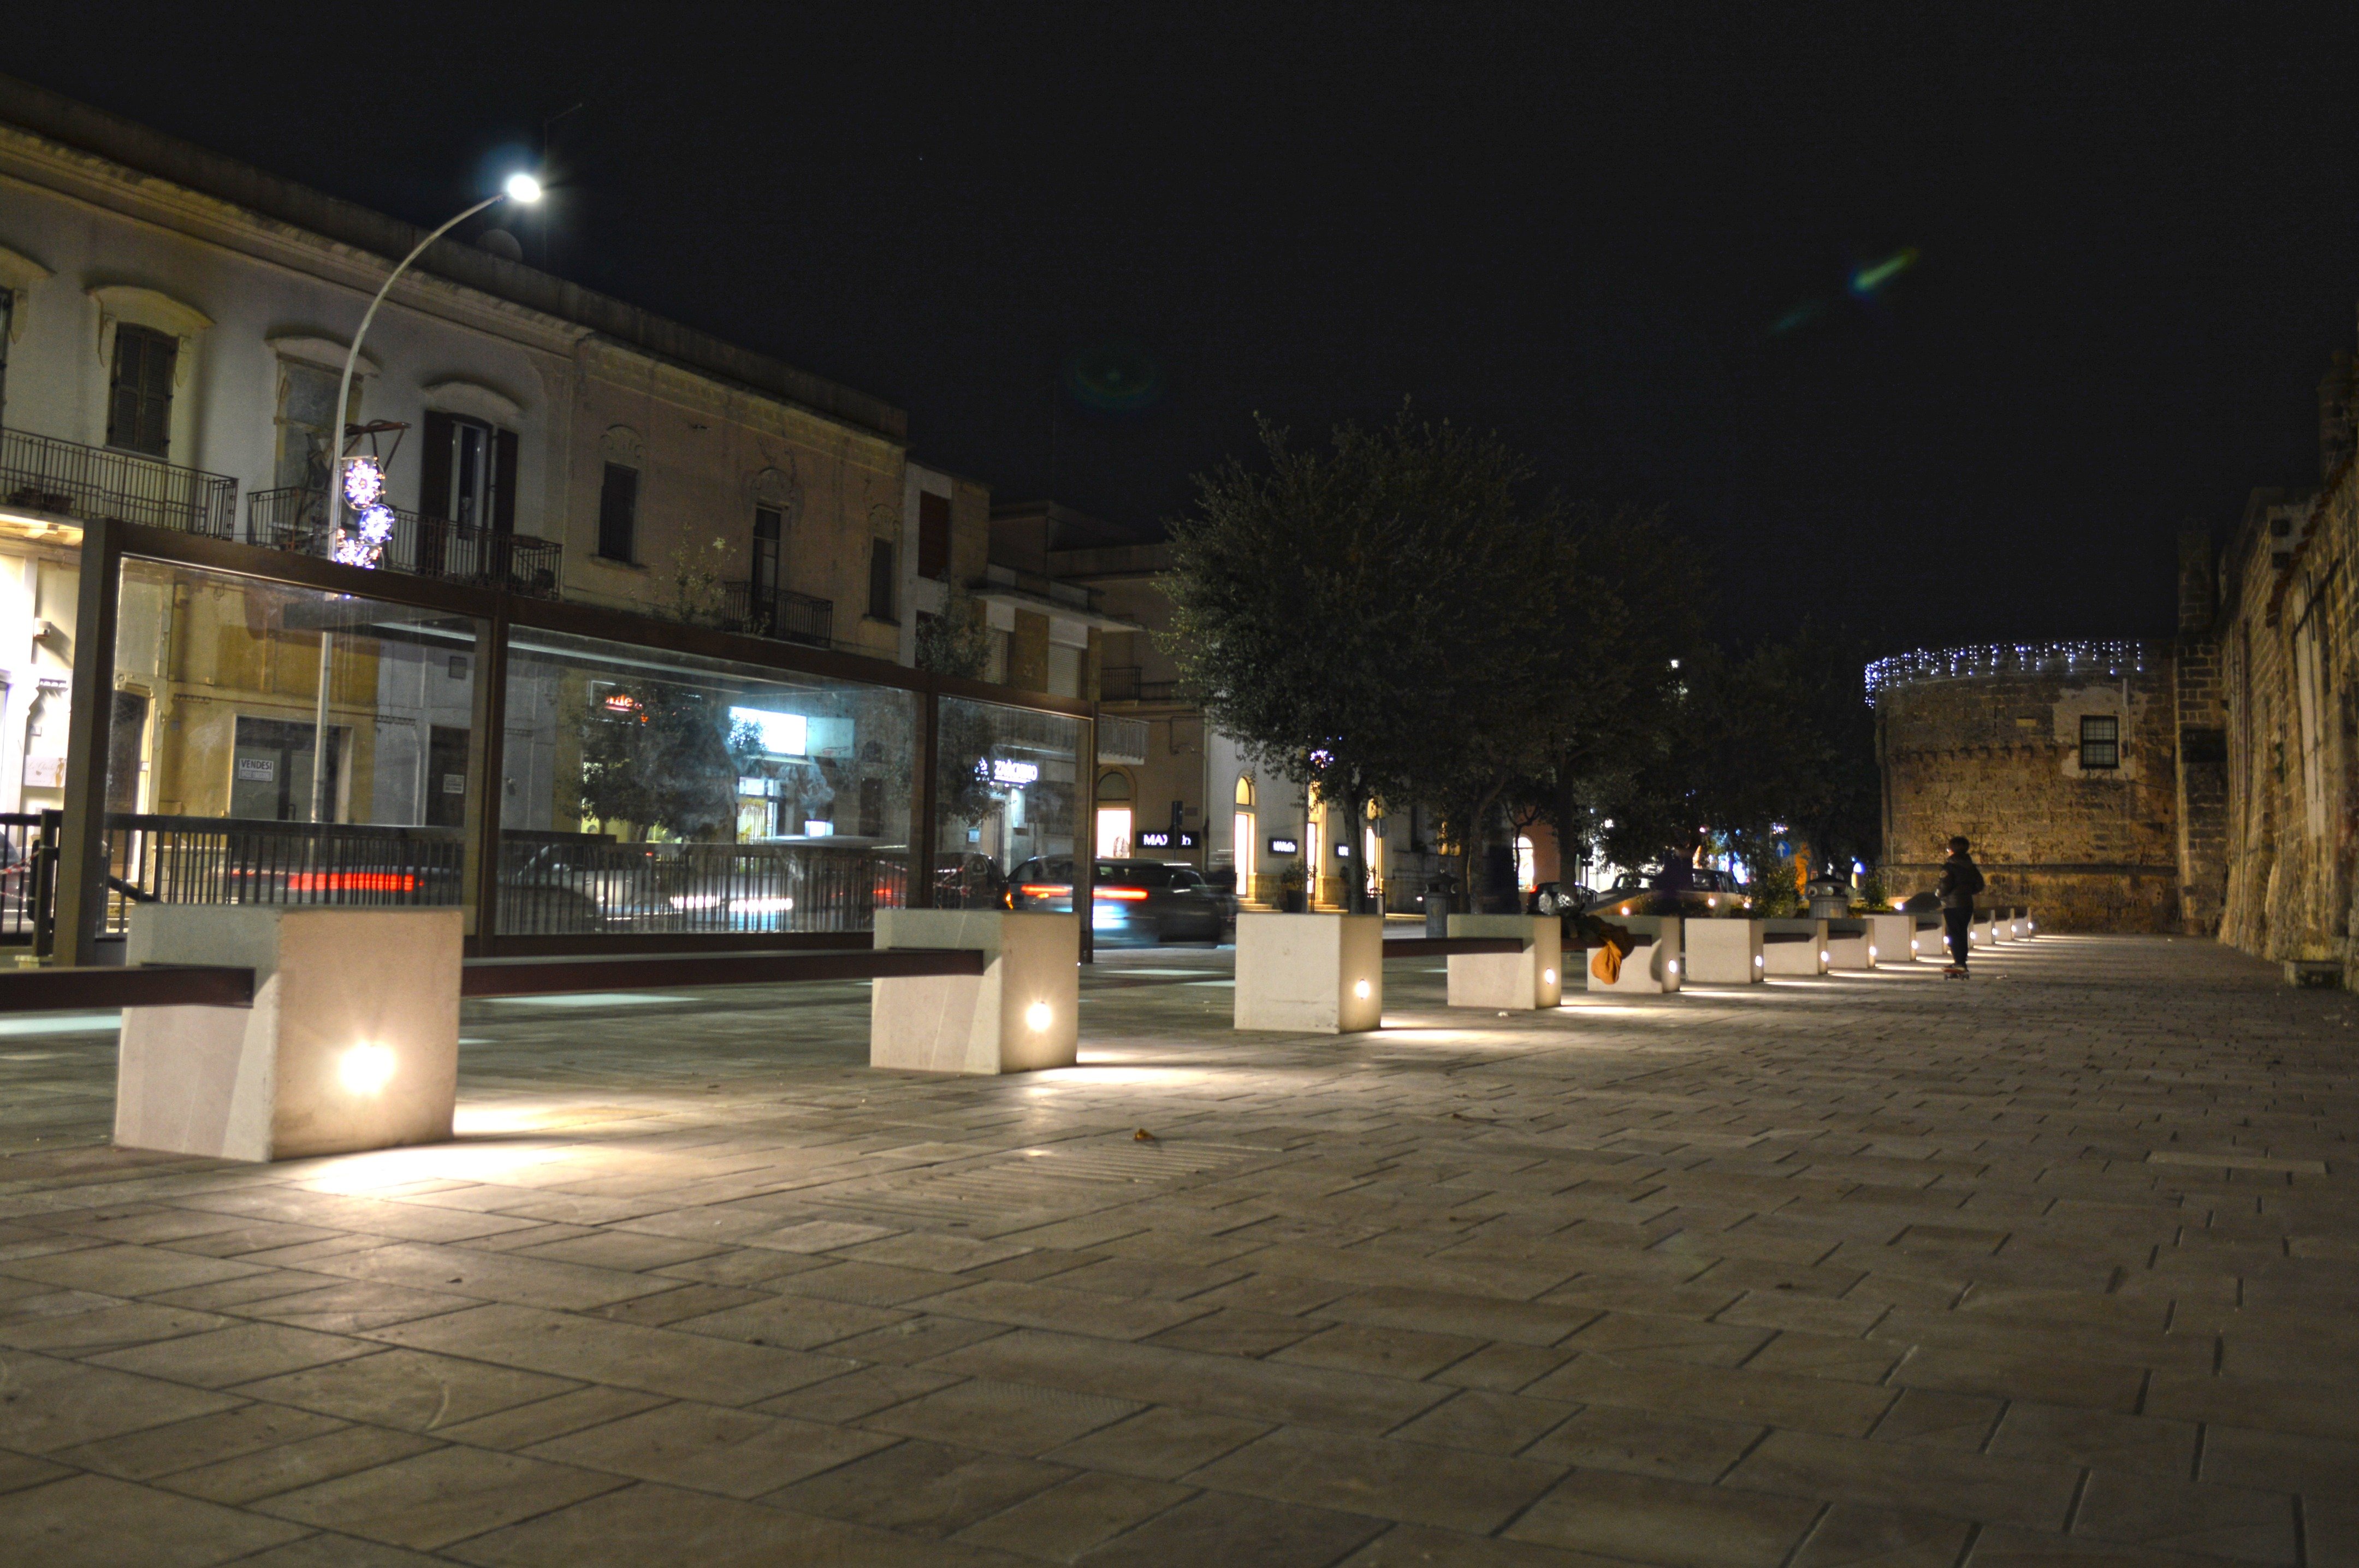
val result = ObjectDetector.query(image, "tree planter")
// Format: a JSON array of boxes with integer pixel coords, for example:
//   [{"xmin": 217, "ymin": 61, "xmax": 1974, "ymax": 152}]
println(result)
[
  {"xmin": 871, "ymin": 910, "xmax": 1077, "ymax": 1074},
  {"xmin": 1447, "ymin": 914, "xmax": 1562, "ymax": 1009},
  {"xmin": 1684, "ymin": 917, "xmax": 1765, "ymax": 985}
]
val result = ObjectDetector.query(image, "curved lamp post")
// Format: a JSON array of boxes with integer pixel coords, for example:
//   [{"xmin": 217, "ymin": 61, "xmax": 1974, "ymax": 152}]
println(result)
[
  {"xmin": 323, "ymin": 171, "xmax": 542, "ymax": 548},
  {"xmin": 307, "ymin": 172, "xmax": 540, "ymax": 823}
]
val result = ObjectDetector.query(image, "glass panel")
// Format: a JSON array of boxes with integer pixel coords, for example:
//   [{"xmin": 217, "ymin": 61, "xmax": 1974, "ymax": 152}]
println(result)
[
  {"xmin": 103, "ymin": 557, "xmax": 482, "ymax": 933},
  {"xmin": 499, "ymin": 627, "xmax": 916, "ymax": 935},
  {"xmin": 934, "ymin": 696, "xmax": 1081, "ymax": 908}
]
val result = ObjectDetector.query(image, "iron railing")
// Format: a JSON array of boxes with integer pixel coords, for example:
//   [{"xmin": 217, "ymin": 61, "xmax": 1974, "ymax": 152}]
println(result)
[
  {"xmin": 0, "ymin": 812, "xmax": 56, "ymax": 948},
  {"xmin": 0, "ymin": 427, "xmax": 238, "ymax": 537},
  {"xmin": 247, "ymin": 488, "xmax": 562, "ymax": 598},
  {"xmin": 719, "ymin": 581, "xmax": 834, "ymax": 648},
  {"xmin": 1099, "ymin": 666, "xmax": 1177, "ymax": 703},
  {"xmin": 497, "ymin": 832, "xmax": 904, "ymax": 935},
  {"xmin": 103, "ymin": 815, "xmax": 467, "ymax": 934}
]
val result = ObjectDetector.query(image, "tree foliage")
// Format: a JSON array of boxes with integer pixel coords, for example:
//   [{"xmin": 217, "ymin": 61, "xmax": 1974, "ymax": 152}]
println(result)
[
  {"xmin": 578, "ymin": 683, "xmax": 755, "ymax": 841},
  {"xmin": 1161, "ymin": 410, "xmax": 1585, "ymax": 905}
]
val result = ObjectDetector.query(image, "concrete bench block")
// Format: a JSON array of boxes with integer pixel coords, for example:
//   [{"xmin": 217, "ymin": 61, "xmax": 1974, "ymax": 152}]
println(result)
[
  {"xmin": 116, "ymin": 906, "xmax": 461, "ymax": 1164},
  {"xmin": 872, "ymin": 910, "xmax": 1077, "ymax": 1073},
  {"xmin": 1236, "ymin": 912, "xmax": 1383, "ymax": 1033},
  {"xmin": 1446, "ymin": 915, "xmax": 1562, "ymax": 1009},
  {"xmin": 1585, "ymin": 914, "xmax": 1682, "ymax": 994},
  {"xmin": 1761, "ymin": 919, "xmax": 1829, "ymax": 976},
  {"xmin": 1825, "ymin": 918, "xmax": 1874, "ymax": 969},
  {"xmin": 1683, "ymin": 918, "xmax": 1764, "ymax": 985},
  {"xmin": 1911, "ymin": 916, "xmax": 1949, "ymax": 962},
  {"xmin": 1865, "ymin": 913, "xmax": 1913, "ymax": 966},
  {"xmin": 1971, "ymin": 911, "xmax": 1997, "ymax": 948}
]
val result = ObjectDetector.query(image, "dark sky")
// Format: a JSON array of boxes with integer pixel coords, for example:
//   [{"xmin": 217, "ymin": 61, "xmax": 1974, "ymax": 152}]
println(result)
[{"xmin": 21, "ymin": 4, "xmax": 2359, "ymax": 650}]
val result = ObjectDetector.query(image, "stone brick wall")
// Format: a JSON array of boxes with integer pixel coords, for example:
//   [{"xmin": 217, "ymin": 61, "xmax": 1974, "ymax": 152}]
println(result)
[{"xmin": 1876, "ymin": 660, "xmax": 2181, "ymax": 932}]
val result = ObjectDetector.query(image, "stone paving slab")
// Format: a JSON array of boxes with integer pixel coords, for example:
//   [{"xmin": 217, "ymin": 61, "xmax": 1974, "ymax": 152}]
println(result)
[{"xmin": 0, "ymin": 935, "xmax": 2353, "ymax": 1563}]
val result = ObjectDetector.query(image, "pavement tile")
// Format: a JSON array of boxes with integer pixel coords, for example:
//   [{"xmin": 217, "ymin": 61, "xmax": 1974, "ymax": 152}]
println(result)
[
  {"xmin": 87, "ymin": 1321, "xmax": 378, "ymax": 1388},
  {"xmin": 953, "ymin": 1468, "xmax": 1195, "ymax": 1557},
  {"xmin": 448, "ymin": 1480, "xmax": 1029, "ymax": 1566},
  {"xmin": 2145, "ymin": 1368, "xmax": 2359, "ymax": 1442},
  {"xmin": 0, "ymin": 1299, "xmax": 235, "ymax": 1354},
  {"xmin": 1337, "ymin": 1521, "xmax": 1630, "ymax": 1565},
  {"xmin": 56, "ymin": 1401, "xmax": 346, "ymax": 1481},
  {"xmin": 919, "ymin": 1276, "xmax": 1219, "ymax": 1340},
  {"xmin": 0, "ymin": 1471, "xmax": 309, "ymax": 1566},
  {"xmin": 1726, "ymin": 1427, "xmax": 2080, "ymax": 1529},
  {"xmin": 1274, "ymin": 1321, "xmax": 1489, "ymax": 1379},
  {"xmin": 527, "ymin": 1398, "xmax": 900, "ymax": 1495},
  {"xmin": 665, "ymin": 1290, "xmax": 910, "ymax": 1349},
  {"xmin": 254, "ymin": 1444, "xmax": 627, "ymax": 1549},
  {"xmin": 0, "ymin": 1243, "xmax": 267, "ymax": 1298},
  {"xmin": 160, "ymin": 1422, "xmax": 444, "ymax": 1504},
  {"xmin": 362, "ymin": 1301, "xmax": 857, "ymax": 1403},
  {"xmin": 1504, "ymin": 1467, "xmax": 1823, "ymax": 1568},
  {"xmin": 1389, "ymin": 1389, "xmax": 1579, "ymax": 1454},
  {"xmin": 1988, "ymin": 1401, "xmax": 2198, "ymax": 1476},
  {"xmin": 931, "ymin": 1326, "xmax": 1454, "ymax": 1432},
  {"xmin": 860, "ymin": 1375, "xmax": 1140, "ymax": 1454},
  {"xmin": 756, "ymin": 1363, "xmax": 964, "ymax": 1423},
  {"xmin": 1070, "ymin": 1488, "xmax": 1390, "ymax": 1567},
  {"xmin": 0, "ymin": 1349, "xmax": 240, "ymax": 1452},
  {"xmin": 765, "ymin": 1436, "xmax": 1072, "ymax": 1537},
  {"xmin": 1866, "ymin": 1386, "xmax": 2006, "ymax": 1449},
  {"xmin": 1041, "ymin": 1404, "xmax": 1273, "ymax": 1478},
  {"xmin": 1186, "ymin": 1422, "xmax": 1563, "ymax": 1533},
  {"xmin": 1522, "ymin": 1405, "xmax": 1763, "ymax": 1482},
  {"xmin": 1524, "ymin": 1351, "xmax": 1895, "ymax": 1436},
  {"xmin": 232, "ymin": 1345, "xmax": 579, "ymax": 1431},
  {"xmin": 430, "ymin": 1385, "xmax": 672, "ymax": 1449},
  {"xmin": 2071, "ymin": 1469, "xmax": 2299, "ymax": 1565},
  {"xmin": 1792, "ymin": 1503, "xmax": 1975, "ymax": 1568},
  {"xmin": 295, "ymin": 1240, "xmax": 679, "ymax": 1311}
]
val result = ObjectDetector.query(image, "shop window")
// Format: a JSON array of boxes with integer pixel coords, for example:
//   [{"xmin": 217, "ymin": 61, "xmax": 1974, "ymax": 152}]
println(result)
[
  {"xmin": 2079, "ymin": 714, "xmax": 2119, "ymax": 770},
  {"xmin": 106, "ymin": 324, "xmax": 176, "ymax": 457},
  {"xmin": 597, "ymin": 464, "xmax": 639, "ymax": 562}
]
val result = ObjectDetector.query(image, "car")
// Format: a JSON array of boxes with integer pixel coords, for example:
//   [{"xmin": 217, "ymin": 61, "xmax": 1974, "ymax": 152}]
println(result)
[
  {"xmin": 1590, "ymin": 866, "xmax": 1749, "ymax": 919},
  {"xmin": 1009, "ymin": 857, "xmax": 1227, "ymax": 945}
]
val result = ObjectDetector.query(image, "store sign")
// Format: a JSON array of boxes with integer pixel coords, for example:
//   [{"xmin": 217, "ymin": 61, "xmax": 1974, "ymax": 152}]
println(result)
[
  {"xmin": 1333, "ymin": 843, "xmax": 1352, "ymax": 858},
  {"xmin": 1267, "ymin": 836, "xmax": 1300, "ymax": 856},
  {"xmin": 236, "ymin": 757, "xmax": 275, "ymax": 782},
  {"xmin": 989, "ymin": 759, "xmax": 1040, "ymax": 786},
  {"xmin": 1136, "ymin": 830, "xmax": 1199, "ymax": 851}
]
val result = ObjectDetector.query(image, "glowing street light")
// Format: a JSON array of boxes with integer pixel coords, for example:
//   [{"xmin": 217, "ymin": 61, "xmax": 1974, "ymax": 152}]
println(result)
[{"xmin": 323, "ymin": 170, "xmax": 543, "ymax": 561}]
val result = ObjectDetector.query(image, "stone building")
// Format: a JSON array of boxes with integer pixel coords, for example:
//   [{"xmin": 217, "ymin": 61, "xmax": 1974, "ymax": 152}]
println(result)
[
  {"xmin": 1872, "ymin": 642, "xmax": 2188, "ymax": 931},
  {"xmin": 1873, "ymin": 313, "xmax": 2359, "ymax": 975}
]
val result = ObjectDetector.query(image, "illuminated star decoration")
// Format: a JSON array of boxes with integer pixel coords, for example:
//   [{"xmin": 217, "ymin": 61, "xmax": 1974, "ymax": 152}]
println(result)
[
  {"xmin": 1768, "ymin": 247, "xmax": 1920, "ymax": 336},
  {"xmin": 334, "ymin": 456, "xmax": 394, "ymax": 568}
]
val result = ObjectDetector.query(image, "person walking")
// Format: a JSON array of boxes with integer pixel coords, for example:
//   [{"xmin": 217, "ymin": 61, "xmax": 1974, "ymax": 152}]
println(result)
[{"xmin": 1937, "ymin": 835, "xmax": 1985, "ymax": 977}]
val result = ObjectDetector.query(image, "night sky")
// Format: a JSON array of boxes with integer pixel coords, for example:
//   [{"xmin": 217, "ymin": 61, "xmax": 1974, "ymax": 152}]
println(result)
[{"xmin": 20, "ymin": 5, "xmax": 2359, "ymax": 651}]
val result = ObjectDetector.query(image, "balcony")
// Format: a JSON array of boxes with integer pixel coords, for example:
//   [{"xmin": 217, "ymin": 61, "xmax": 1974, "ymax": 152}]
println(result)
[
  {"xmin": 247, "ymin": 488, "xmax": 562, "ymax": 598},
  {"xmin": 1100, "ymin": 664, "xmax": 1177, "ymax": 703},
  {"xmin": 981, "ymin": 562, "xmax": 1103, "ymax": 615},
  {"xmin": 0, "ymin": 426, "xmax": 238, "ymax": 538},
  {"xmin": 720, "ymin": 580, "xmax": 834, "ymax": 649}
]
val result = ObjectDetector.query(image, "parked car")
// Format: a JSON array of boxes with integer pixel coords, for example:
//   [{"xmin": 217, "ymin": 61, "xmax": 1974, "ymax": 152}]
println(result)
[
  {"xmin": 1527, "ymin": 881, "xmax": 1591, "ymax": 916},
  {"xmin": 1591, "ymin": 866, "xmax": 1749, "ymax": 919},
  {"xmin": 1009, "ymin": 857, "xmax": 1226, "ymax": 945}
]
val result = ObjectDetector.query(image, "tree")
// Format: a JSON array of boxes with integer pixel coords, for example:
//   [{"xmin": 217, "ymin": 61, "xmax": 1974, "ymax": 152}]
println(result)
[
  {"xmin": 916, "ymin": 583, "xmax": 993, "ymax": 680},
  {"xmin": 1161, "ymin": 409, "xmax": 1584, "ymax": 910},
  {"xmin": 578, "ymin": 682, "xmax": 755, "ymax": 841}
]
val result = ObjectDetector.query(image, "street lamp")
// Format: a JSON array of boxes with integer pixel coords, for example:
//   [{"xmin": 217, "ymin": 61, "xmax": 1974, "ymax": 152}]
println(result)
[
  {"xmin": 307, "ymin": 171, "xmax": 540, "ymax": 824},
  {"xmin": 323, "ymin": 170, "xmax": 543, "ymax": 550}
]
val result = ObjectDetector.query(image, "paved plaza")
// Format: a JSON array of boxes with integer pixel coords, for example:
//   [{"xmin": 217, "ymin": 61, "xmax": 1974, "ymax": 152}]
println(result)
[{"xmin": 0, "ymin": 934, "xmax": 2352, "ymax": 1566}]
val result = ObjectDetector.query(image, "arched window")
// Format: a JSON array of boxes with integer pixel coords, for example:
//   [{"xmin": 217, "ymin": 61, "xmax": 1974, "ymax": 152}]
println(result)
[
  {"xmin": 1234, "ymin": 775, "xmax": 1254, "ymax": 806},
  {"xmin": 1097, "ymin": 771, "xmax": 1132, "ymax": 800},
  {"xmin": 1232, "ymin": 775, "xmax": 1255, "ymax": 889}
]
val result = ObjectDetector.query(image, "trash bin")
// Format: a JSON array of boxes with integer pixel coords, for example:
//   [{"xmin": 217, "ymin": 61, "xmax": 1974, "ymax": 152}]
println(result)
[
  {"xmin": 1805, "ymin": 877, "xmax": 1851, "ymax": 920},
  {"xmin": 1425, "ymin": 875, "xmax": 1458, "ymax": 939}
]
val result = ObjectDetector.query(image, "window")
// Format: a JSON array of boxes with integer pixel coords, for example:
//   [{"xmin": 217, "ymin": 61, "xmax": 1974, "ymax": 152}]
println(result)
[
  {"xmin": 752, "ymin": 506, "xmax": 782, "ymax": 598},
  {"xmin": 420, "ymin": 412, "xmax": 517, "ymax": 533},
  {"xmin": 107, "ymin": 324, "xmax": 176, "ymax": 456},
  {"xmin": 868, "ymin": 538, "xmax": 897, "ymax": 622},
  {"xmin": 917, "ymin": 491, "xmax": 951, "ymax": 580},
  {"xmin": 597, "ymin": 464, "xmax": 639, "ymax": 562},
  {"xmin": 2079, "ymin": 714, "xmax": 2120, "ymax": 770}
]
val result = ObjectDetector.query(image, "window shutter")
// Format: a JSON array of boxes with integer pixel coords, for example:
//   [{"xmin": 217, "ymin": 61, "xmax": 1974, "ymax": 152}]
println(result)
[
  {"xmin": 917, "ymin": 492, "xmax": 951, "ymax": 579},
  {"xmin": 418, "ymin": 412, "xmax": 455, "ymax": 518},
  {"xmin": 492, "ymin": 427, "xmax": 519, "ymax": 535},
  {"xmin": 869, "ymin": 539, "xmax": 895, "ymax": 621},
  {"xmin": 598, "ymin": 464, "xmax": 638, "ymax": 562}
]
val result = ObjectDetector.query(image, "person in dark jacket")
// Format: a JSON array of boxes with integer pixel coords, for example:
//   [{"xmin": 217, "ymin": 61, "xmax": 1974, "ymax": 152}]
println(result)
[{"xmin": 1936, "ymin": 836, "xmax": 1985, "ymax": 976}]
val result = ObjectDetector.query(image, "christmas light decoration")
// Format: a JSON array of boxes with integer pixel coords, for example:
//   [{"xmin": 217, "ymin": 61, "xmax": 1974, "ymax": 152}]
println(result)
[{"xmin": 1861, "ymin": 640, "xmax": 2153, "ymax": 706}]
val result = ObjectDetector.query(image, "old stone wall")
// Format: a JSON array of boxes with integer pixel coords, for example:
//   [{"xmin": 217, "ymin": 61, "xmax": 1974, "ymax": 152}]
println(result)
[
  {"xmin": 1877, "ymin": 660, "xmax": 2181, "ymax": 932},
  {"xmin": 2214, "ymin": 454, "xmax": 2359, "ymax": 970}
]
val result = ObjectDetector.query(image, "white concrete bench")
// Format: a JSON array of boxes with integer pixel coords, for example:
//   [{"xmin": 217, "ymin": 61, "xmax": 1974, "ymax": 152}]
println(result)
[
  {"xmin": 1683, "ymin": 918, "xmax": 1764, "ymax": 985},
  {"xmin": 1582, "ymin": 914, "xmax": 1682, "ymax": 994},
  {"xmin": 1760, "ymin": 919, "xmax": 1829, "ymax": 976},
  {"xmin": 1865, "ymin": 913, "xmax": 1913, "ymax": 966},
  {"xmin": 1443, "ymin": 916, "xmax": 1562, "ymax": 1009},
  {"xmin": 1824, "ymin": 918, "xmax": 1875, "ymax": 970},
  {"xmin": 1236, "ymin": 912, "xmax": 1384, "ymax": 1034}
]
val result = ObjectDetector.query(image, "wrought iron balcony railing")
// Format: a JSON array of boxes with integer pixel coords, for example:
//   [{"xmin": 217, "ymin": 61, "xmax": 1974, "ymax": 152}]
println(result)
[
  {"xmin": 246, "ymin": 488, "xmax": 562, "ymax": 598},
  {"xmin": 1099, "ymin": 664, "xmax": 1177, "ymax": 703},
  {"xmin": 720, "ymin": 580, "xmax": 834, "ymax": 648},
  {"xmin": 0, "ymin": 426, "xmax": 238, "ymax": 538}
]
